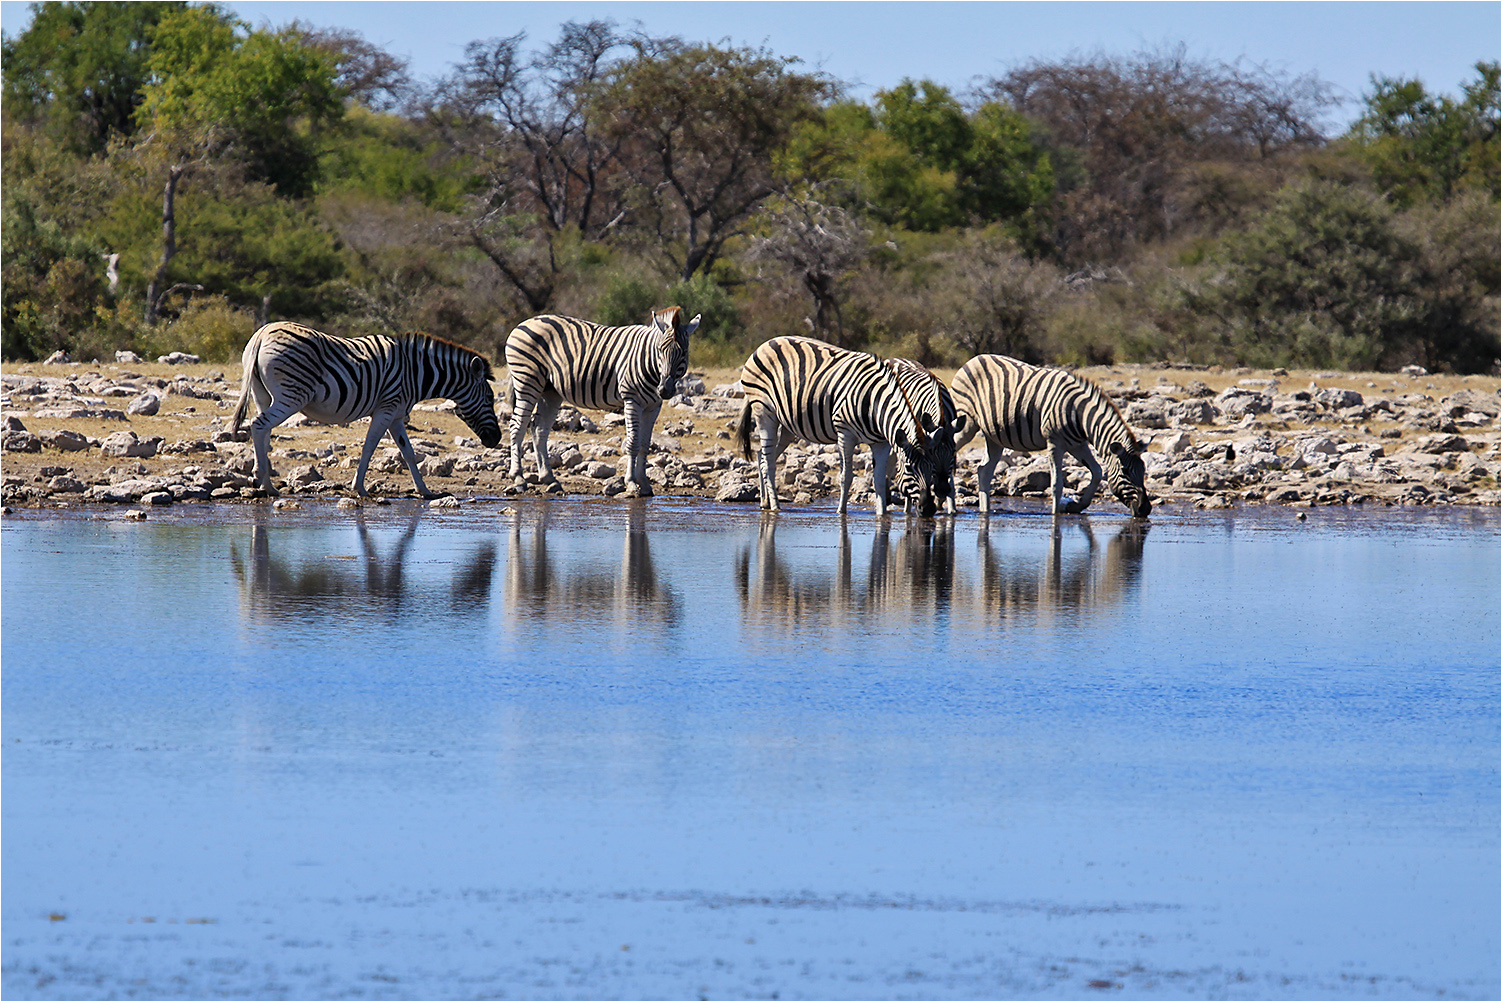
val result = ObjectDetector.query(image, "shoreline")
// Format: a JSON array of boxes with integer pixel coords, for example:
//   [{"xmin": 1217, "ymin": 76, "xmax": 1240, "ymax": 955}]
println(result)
[{"xmin": 2, "ymin": 359, "xmax": 1498, "ymax": 514}]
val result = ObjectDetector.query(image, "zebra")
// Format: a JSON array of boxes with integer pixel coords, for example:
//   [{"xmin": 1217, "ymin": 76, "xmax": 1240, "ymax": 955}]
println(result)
[
  {"xmin": 504, "ymin": 307, "xmax": 700, "ymax": 498},
  {"xmin": 885, "ymin": 357, "xmax": 967, "ymax": 514},
  {"xmin": 734, "ymin": 336, "xmax": 939, "ymax": 517},
  {"xmin": 949, "ymin": 354, "xmax": 1152, "ymax": 517},
  {"xmin": 231, "ymin": 322, "xmax": 502, "ymax": 498}
]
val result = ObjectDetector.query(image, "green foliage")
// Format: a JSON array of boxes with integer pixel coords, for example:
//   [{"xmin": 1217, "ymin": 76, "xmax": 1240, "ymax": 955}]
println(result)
[
  {"xmin": 779, "ymin": 81, "xmax": 1054, "ymax": 241},
  {"xmin": 136, "ymin": 6, "xmax": 345, "ymax": 197},
  {"xmin": 1192, "ymin": 181, "xmax": 1426, "ymax": 370},
  {"xmin": 1347, "ymin": 61, "xmax": 1501, "ymax": 206},
  {"xmin": 0, "ymin": 191, "xmax": 111, "ymax": 360},
  {"xmin": 136, "ymin": 294, "xmax": 256, "ymax": 362},
  {"xmin": 1, "ymin": 1, "xmax": 186, "ymax": 154},
  {"xmin": 317, "ymin": 107, "xmax": 479, "ymax": 211}
]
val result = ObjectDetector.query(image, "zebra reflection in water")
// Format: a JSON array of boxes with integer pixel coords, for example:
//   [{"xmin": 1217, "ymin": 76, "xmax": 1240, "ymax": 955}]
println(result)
[
  {"xmin": 973, "ymin": 518, "xmax": 1149, "ymax": 620},
  {"xmin": 231, "ymin": 513, "xmax": 497, "ymax": 625},
  {"xmin": 735, "ymin": 516, "xmax": 957, "ymax": 630},
  {"xmin": 735, "ymin": 516, "xmax": 1147, "ymax": 631},
  {"xmin": 503, "ymin": 505, "xmax": 681, "ymax": 643}
]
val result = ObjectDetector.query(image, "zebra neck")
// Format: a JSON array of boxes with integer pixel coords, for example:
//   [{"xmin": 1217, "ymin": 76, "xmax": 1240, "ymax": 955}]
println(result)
[{"xmin": 1074, "ymin": 384, "xmax": 1136, "ymax": 451}]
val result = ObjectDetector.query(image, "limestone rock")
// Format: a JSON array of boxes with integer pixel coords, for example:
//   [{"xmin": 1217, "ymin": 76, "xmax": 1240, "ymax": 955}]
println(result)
[
  {"xmin": 126, "ymin": 393, "xmax": 160, "ymax": 416},
  {"xmin": 99, "ymin": 431, "xmax": 162, "ymax": 458}
]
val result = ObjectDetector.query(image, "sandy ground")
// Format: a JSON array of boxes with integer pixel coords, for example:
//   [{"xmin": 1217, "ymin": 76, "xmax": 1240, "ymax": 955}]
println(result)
[{"xmin": 1, "ymin": 358, "xmax": 1498, "ymax": 513}]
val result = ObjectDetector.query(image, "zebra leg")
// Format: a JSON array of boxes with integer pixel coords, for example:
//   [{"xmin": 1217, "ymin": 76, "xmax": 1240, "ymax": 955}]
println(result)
[
  {"xmin": 754, "ymin": 405, "xmax": 785, "ymax": 510},
  {"xmin": 1050, "ymin": 443, "xmax": 1079, "ymax": 515},
  {"xmin": 1069, "ymin": 444, "xmax": 1104, "ymax": 513},
  {"xmin": 529, "ymin": 393, "xmax": 564, "ymax": 485},
  {"xmin": 867, "ymin": 440, "xmax": 892, "ymax": 517},
  {"xmin": 622, "ymin": 397, "xmax": 659, "ymax": 498},
  {"xmin": 352, "ymin": 413, "xmax": 396, "ymax": 497},
  {"xmin": 508, "ymin": 381, "xmax": 545, "ymax": 483},
  {"xmin": 388, "ymin": 417, "xmax": 436, "ymax": 497},
  {"xmin": 975, "ymin": 436, "xmax": 1005, "ymax": 518},
  {"xmin": 245, "ymin": 396, "xmax": 306, "ymax": 495}
]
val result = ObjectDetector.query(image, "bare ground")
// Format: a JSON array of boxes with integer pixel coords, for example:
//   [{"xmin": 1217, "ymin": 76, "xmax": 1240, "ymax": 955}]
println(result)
[{"xmin": 1, "ymin": 358, "xmax": 1497, "ymax": 514}]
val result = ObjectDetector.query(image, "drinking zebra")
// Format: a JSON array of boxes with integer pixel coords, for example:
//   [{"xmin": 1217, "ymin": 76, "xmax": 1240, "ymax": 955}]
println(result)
[
  {"xmin": 885, "ymin": 357, "xmax": 967, "ymax": 514},
  {"xmin": 735, "ymin": 336, "xmax": 939, "ymax": 516},
  {"xmin": 232, "ymin": 322, "xmax": 502, "ymax": 498},
  {"xmin": 505, "ymin": 307, "xmax": 700, "ymax": 498},
  {"xmin": 949, "ymin": 354, "xmax": 1152, "ymax": 517}
]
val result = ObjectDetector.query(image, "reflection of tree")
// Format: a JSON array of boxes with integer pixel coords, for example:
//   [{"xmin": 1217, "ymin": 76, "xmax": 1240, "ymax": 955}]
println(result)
[
  {"xmin": 231, "ymin": 512, "xmax": 496, "ymax": 625},
  {"xmin": 503, "ymin": 503, "xmax": 681, "ymax": 638},
  {"xmin": 975, "ymin": 518, "xmax": 1148, "ymax": 618}
]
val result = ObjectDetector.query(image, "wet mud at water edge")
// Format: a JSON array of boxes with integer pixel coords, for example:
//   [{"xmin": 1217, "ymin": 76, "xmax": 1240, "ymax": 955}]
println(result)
[{"xmin": 2, "ymin": 499, "xmax": 1499, "ymax": 1000}]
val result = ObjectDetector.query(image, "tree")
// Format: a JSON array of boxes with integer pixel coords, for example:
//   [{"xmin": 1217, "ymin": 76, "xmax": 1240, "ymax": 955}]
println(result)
[
  {"xmin": 1, "ymin": 1, "xmax": 186, "ymax": 154},
  {"xmin": 594, "ymin": 38, "xmax": 832, "ymax": 281},
  {"xmin": 134, "ymin": 5, "xmax": 345, "ymax": 198},
  {"xmin": 745, "ymin": 189, "xmax": 868, "ymax": 345},
  {"xmin": 430, "ymin": 21, "xmax": 635, "ymax": 313},
  {"xmin": 989, "ymin": 45, "xmax": 1335, "ymax": 262},
  {"xmin": 776, "ymin": 81, "xmax": 1054, "ymax": 244},
  {"xmin": 1190, "ymin": 181, "xmax": 1427, "ymax": 371},
  {"xmin": 1347, "ymin": 61, "xmax": 1500, "ymax": 207}
]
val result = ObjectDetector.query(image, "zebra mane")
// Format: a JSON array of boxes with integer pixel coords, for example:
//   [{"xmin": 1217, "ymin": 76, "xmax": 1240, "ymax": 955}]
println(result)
[
  {"xmin": 399, "ymin": 330, "xmax": 495, "ymax": 379},
  {"xmin": 878, "ymin": 356, "xmax": 925, "ymax": 439}
]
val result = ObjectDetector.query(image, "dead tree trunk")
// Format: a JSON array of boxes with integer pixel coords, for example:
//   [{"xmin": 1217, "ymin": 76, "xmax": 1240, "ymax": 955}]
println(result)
[{"xmin": 144, "ymin": 165, "xmax": 185, "ymax": 325}]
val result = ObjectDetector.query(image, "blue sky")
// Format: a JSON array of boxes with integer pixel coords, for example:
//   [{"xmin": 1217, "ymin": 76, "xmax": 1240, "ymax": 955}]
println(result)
[{"xmin": 2, "ymin": 1, "xmax": 1498, "ymax": 130}]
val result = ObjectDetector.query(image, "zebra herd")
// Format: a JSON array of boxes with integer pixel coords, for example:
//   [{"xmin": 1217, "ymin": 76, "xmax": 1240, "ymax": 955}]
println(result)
[{"xmin": 232, "ymin": 309, "xmax": 1152, "ymax": 518}]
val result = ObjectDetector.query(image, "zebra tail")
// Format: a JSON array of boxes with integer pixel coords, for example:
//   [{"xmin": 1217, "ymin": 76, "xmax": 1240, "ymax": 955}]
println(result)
[
  {"xmin": 230, "ymin": 332, "xmax": 259, "ymax": 434},
  {"xmin": 735, "ymin": 399, "xmax": 755, "ymax": 460}
]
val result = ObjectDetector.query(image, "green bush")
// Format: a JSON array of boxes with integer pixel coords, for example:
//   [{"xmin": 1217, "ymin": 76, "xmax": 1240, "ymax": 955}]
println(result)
[{"xmin": 138, "ymin": 295, "xmax": 257, "ymax": 363}]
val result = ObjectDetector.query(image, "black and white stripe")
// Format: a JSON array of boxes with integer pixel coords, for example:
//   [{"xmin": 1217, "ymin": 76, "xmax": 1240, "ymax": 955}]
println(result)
[
  {"xmin": 231, "ymin": 322, "xmax": 501, "ymax": 497},
  {"xmin": 949, "ymin": 354, "xmax": 1151, "ymax": 517},
  {"xmin": 505, "ymin": 307, "xmax": 699, "ymax": 497},
  {"xmin": 735, "ymin": 336, "xmax": 938, "ymax": 516},
  {"xmin": 885, "ymin": 357, "xmax": 967, "ymax": 514}
]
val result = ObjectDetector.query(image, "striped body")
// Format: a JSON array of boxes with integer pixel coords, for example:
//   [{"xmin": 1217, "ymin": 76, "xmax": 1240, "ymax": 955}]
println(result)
[
  {"xmin": 885, "ymin": 358, "xmax": 966, "ymax": 514},
  {"xmin": 505, "ymin": 307, "xmax": 699, "ymax": 497},
  {"xmin": 950, "ymin": 354, "xmax": 1151, "ymax": 517},
  {"xmin": 232, "ymin": 322, "xmax": 500, "ymax": 497},
  {"xmin": 735, "ymin": 336, "xmax": 937, "ymax": 516}
]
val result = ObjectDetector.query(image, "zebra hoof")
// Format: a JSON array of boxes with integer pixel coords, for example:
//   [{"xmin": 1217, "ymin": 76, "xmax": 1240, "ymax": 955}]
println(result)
[
  {"xmin": 541, "ymin": 481, "xmax": 563, "ymax": 495},
  {"xmin": 623, "ymin": 483, "xmax": 652, "ymax": 499}
]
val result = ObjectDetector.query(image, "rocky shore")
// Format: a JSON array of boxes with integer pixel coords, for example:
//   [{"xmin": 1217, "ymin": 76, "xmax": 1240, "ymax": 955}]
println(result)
[{"xmin": 1, "ymin": 355, "xmax": 1497, "ymax": 514}]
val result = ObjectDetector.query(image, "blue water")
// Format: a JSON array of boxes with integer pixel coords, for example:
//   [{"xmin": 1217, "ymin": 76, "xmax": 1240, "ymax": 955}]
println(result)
[{"xmin": 3, "ymin": 500, "xmax": 1498, "ymax": 1000}]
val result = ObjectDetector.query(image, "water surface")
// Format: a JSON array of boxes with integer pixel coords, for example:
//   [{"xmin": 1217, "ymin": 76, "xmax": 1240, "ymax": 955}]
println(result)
[{"xmin": 3, "ymin": 500, "xmax": 1498, "ymax": 1000}]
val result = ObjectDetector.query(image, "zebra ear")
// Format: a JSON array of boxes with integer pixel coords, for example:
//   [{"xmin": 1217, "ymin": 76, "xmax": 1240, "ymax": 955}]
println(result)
[
  {"xmin": 893, "ymin": 427, "xmax": 910, "ymax": 450},
  {"xmin": 469, "ymin": 355, "xmax": 489, "ymax": 379},
  {"xmin": 918, "ymin": 412, "xmax": 937, "ymax": 434},
  {"xmin": 684, "ymin": 313, "xmax": 701, "ymax": 338},
  {"xmin": 948, "ymin": 412, "xmax": 968, "ymax": 436}
]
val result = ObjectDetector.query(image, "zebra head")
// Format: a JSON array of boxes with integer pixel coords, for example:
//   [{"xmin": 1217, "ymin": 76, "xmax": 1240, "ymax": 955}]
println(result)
[
  {"xmin": 919, "ymin": 412, "xmax": 968, "ymax": 512},
  {"xmin": 455, "ymin": 353, "xmax": 503, "ymax": 449},
  {"xmin": 890, "ymin": 426, "xmax": 938, "ymax": 518},
  {"xmin": 651, "ymin": 307, "xmax": 701, "ymax": 399},
  {"xmin": 1104, "ymin": 439, "xmax": 1152, "ymax": 517}
]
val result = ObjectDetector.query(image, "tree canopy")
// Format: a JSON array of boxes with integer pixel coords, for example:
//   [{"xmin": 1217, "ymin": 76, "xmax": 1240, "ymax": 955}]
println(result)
[{"xmin": 2, "ymin": 6, "xmax": 1496, "ymax": 373}]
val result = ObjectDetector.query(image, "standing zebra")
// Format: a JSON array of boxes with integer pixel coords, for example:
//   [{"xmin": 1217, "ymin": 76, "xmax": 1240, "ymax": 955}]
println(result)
[
  {"xmin": 735, "ymin": 336, "xmax": 939, "ymax": 516},
  {"xmin": 885, "ymin": 357, "xmax": 967, "ymax": 514},
  {"xmin": 949, "ymin": 354, "xmax": 1151, "ymax": 517},
  {"xmin": 232, "ymin": 322, "xmax": 502, "ymax": 498},
  {"xmin": 505, "ymin": 307, "xmax": 700, "ymax": 498}
]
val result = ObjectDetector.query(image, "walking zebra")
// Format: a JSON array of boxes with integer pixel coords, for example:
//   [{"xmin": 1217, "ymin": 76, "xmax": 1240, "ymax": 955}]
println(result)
[
  {"xmin": 735, "ymin": 336, "xmax": 939, "ymax": 516},
  {"xmin": 885, "ymin": 357, "xmax": 967, "ymax": 514},
  {"xmin": 232, "ymin": 322, "xmax": 501, "ymax": 498},
  {"xmin": 504, "ymin": 307, "xmax": 700, "ymax": 498},
  {"xmin": 949, "ymin": 354, "xmax": 1152, "ymax": 517}
]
